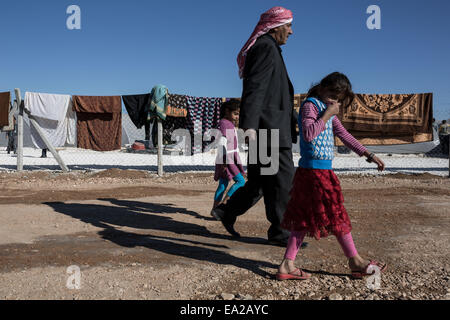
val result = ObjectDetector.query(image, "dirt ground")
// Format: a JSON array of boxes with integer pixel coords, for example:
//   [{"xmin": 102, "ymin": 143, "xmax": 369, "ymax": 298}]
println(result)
[{"xmin": 0, "ymin": 169, "xmax": 449, "ymax": 300}]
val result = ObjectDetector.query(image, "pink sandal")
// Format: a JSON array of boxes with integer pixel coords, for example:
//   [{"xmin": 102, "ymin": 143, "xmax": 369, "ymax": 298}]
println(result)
[
  {"xmin": 351, "ymin": 260, "xmax": 387, "ymax": 279},
  {"xmin": 276, "ymin": 268, "xmax": 311, "ymax": 281}
]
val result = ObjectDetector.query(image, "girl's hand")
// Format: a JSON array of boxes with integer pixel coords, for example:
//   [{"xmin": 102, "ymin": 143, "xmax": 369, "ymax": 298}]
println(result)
[
  {"xmin": 324, "ymin": 98, "xmax": 341, "ymax": 116},
  {"xmin": 320, "ymin": 99, "xmax": 341, "ymax": 124},
  {"xmin": 372, "ymin": 155, "xmax": 385, "ymax": 172}
]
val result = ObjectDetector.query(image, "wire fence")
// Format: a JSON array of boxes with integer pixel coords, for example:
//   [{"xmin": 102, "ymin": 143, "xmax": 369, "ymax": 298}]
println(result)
[{"xmin": 0, "ymin": 89, "xmax": 448, "ymax": 176}]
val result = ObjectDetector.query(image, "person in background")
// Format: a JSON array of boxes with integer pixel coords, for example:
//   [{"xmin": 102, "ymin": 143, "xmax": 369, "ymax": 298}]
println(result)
[
  {"xmin": 212, "ymin": 99, "xmax": 246, "ymax": 210},
  {"xmin": 6, "ymin": 115, "xmax": 16, "ymax": 154},
  {"xmin": 432, "ymin": 118, "xmax": 438, "ymax": 132},
  {"xmin": 276, "ymin": 72, "xmax": 387, "ymax": 280},
  {"xmin": 438, "ymin": 120, "xmax": 450, "ymax": 155}
]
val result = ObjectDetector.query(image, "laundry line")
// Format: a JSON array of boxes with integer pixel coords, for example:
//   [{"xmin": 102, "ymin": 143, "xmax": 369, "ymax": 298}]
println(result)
[{"xmin": 4, "ymin": 88, "xmax": 231, "ymax": 175}]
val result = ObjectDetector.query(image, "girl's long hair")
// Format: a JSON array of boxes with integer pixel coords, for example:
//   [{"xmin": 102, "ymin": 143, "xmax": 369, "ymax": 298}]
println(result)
[{"xmin": 307, "ymin": 72, "xmax": 355, "ymax": 109}]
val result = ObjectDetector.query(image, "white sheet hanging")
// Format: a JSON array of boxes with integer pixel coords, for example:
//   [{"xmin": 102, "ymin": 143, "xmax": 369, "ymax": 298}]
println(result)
[
  {"xmin": 26, "ymin": 93, "xmax": 75, "ymax": 149},
  {"xmin": 25, "ymin": 92, "xmax": 71, "ymax": 121},
  {"xmin": 65, "ymin": 103, "xmax": 77, "ymax": 146}
]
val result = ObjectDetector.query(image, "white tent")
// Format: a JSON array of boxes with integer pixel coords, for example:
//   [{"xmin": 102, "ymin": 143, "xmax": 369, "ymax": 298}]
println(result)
[{"xmin": 365, "ymin": 129, "xmax": 440, "ymax": 154}]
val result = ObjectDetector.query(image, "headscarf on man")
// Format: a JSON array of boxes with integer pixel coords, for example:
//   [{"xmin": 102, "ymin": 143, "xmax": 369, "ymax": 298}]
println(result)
[{"xmin": 237, "ymin": 6, "xmax": 293, "ymax": 79}]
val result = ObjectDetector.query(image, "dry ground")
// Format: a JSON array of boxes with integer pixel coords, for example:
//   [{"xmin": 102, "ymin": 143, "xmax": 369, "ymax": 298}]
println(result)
[{"xmin": 0, "ymin": 169, "xmax": 449, "ymax": 300}]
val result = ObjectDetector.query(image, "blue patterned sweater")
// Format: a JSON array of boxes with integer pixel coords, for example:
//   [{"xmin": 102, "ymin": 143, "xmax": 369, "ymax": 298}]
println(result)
[{"xmin": 298, "ymin": 98, "xmax": 335, "ymax": 170}]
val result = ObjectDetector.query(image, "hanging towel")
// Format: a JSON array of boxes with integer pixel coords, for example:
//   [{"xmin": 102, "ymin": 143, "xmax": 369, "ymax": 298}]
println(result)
[
  {"xmin": 29, "ymin": 97, "xmax": 74, "ymax": 149},
  {"xmin": 122, "ymin": 94, "xmax": 151, "ymax": 129},
  {"xmin": 166, "ymin": 105, "xmax": 187, "ymax": 118},
  {"xmin": 162, "ymin": 94, "xmax": 189, "ymax": 144},
  {"xmin": 164, "ymin": 94, "xmax": 188, "ymax": 142},
  {"xmin": 72, "ymin": 96, "xmax": 122, "ymax": 151},
  {"xmin": 149, "ymin": 85, "xmax": 169, "ymax": 121},
  {"xmin": 24, "ymin": 92, "xmax": 70, "ymax": 121},
  {"xmin": 186, "ymin": 96, "xmax": 223, "ymax": 154},
  {"xmin": 0, "ymin": 92, "xmax": 10, "ymax": 127},
  {"xmin": 166, "ymin": 94, "xmax": 188, "ymax": 118},
  {"xmin": 336, "ymin": 93, "xmax": 433, "ymax": 145}
]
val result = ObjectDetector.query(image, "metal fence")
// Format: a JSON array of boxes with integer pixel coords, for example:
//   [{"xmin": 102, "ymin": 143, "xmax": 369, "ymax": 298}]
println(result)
[{"xmin": 1, "ymin": 89, "xmax": 448, "ymax": 175}]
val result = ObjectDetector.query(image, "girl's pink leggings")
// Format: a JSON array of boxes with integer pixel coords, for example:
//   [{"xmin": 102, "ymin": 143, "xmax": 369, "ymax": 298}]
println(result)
[{"xmin": 284, "ymin": 231, "xmax": 358, "ymax": 260}]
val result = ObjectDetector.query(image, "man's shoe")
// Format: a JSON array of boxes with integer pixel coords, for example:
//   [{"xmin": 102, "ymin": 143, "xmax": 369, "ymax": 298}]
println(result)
[
  {"xmin": 211, "ymin": 206, "xmax": 241, "ymax": 238},
  {"xmin": 222, "ymin": 221, "xmax": 241, "ymax": 238}
]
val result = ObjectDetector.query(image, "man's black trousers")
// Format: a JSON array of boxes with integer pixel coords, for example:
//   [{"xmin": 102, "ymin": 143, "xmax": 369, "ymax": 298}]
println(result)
[{"xmin": 222, "ymin": 147, "xmax": 295, "ymax": 240}]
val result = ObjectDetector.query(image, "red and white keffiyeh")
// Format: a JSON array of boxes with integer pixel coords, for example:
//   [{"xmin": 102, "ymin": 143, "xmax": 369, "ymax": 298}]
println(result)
[{"xmin": 237, "ymin": 6, "xmax": 293, "ymax": 78}]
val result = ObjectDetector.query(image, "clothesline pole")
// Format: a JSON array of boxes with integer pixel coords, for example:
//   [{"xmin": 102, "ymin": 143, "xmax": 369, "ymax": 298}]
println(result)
[
  {"xmin": 158, "ymin": 119, "xmax": 163, "ymax": 176},
  {"xmin": 14, "ymin": 89, "xmax": 23, "ymax": 171},
  {"xmin": 24, "ymin": 109, "xmax": 69, "ymax": 172}
]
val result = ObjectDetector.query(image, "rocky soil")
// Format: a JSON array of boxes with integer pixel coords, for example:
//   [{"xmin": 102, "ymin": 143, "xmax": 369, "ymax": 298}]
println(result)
[{"xmin": 0, "ymin": 169, "xmax": 449, "ymax": 300}]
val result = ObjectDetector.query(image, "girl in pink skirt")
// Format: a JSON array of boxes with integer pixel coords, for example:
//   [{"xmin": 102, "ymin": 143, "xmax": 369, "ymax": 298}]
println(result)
[{"xmin": 277, "ymin": 72, "xmax": 387, "ymax": 281}]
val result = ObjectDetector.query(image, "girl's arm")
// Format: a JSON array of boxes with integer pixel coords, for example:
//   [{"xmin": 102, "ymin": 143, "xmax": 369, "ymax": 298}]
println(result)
[
  {"xmin": 217, "ymin": 121, "xmax": 228, "ymax": 165},
  {"xmin": 332, "ymin": 116, "xmax": 367, "ymax": 156},
  {"xmin": 301, "ymin": 102, "xmax": 326, "ymax": 142},
  {"xmin": 333, "ymin": 117, "xmax": 385, "ymax": 171},
  {"xmin": 302, "ymin": 101, "xmax": 340, "ymax": 142}
]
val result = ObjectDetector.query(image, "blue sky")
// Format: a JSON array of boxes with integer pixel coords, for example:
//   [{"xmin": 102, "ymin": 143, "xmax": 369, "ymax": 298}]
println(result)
[{"xmin": 0, "ymin": 0, "xmax": 449, "ymax": 120}]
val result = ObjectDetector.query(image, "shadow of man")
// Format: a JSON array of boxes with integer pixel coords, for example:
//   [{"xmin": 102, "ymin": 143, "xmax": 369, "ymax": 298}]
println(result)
[
  {"xmin": 99, "ymin": 226, "xmax": 277, "ymax": 277},
  {"xmin": 98, "ymin": 198, "xmax": 215, "ymax": 222},
  {"xmin": 44, "ymin": 200, "xmax": 276, "ymax": 277},
  {"xmin": 45, "ymin": 201, "xmax": 226, "ymax": 239}
]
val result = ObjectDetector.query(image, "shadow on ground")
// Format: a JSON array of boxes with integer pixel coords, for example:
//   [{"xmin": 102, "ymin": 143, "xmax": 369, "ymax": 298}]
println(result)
[{"xmin": 44, "ymin": 199, "xmax": 276, "ymax": 277}]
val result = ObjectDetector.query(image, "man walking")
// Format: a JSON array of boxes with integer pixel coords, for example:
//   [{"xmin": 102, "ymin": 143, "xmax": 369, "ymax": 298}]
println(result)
[{"xmin": 212, "ymin": 7, "xmax": 298, "ymax": 246}]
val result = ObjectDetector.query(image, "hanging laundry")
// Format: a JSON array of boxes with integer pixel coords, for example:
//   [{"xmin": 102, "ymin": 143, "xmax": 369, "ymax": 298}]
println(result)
[
  {"xmin": 293, "ymin": 94, "xmax": 308, "ymax": 115},
  {"xmin": 163, "ymin": 116, "xmax": 187, "ymax": 145},
  {"xmin": 72, "ymin": 95, "xmax": 122, "ymax": 151},
  {"xmin": 65, "ymin": 105, "xmax": 77, "ymax": 146},
  {"xmin": 122, "ymin": 94, "xmax": 151, "ymax": 129},
  {"xmin": 186, "ymin": 96, "xmax": 223, "ymax": 154},
  {"xmin": 24, "ymin": 92, "xmax": 70, "ymax": 122},
  {"xmin": 336, "ymin": 93, "xmax": 433, "ymax": 145},
  {"xmin": 162, "ymin": 94, "xmax": 189, "ymax": 144},
  {"xmin": 149, "ymin": 85, "xmax": 169, "ymax": 121},
  {"xmin": 24, "ymin": 92, "xmax": 74, "ymax": 149},
  {"xmin": 166, "ymin": 94, "xmax": 188, "ymax": 118},
  {"xmin": 0, "ymin": 92, "xmax": 10, "ymax": 127},
  {"xmin": 166, "ymin": 105, "xmax": 187, "ymax": 118}
]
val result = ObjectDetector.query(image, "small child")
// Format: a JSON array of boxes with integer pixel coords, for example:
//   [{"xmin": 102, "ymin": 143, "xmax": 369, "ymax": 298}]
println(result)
[
  {"xmin": 212, "ymin": 99, "xmax": 246, "ymax": 211},
  {"xmin": 276, "ymin": 72, "xmax": 387, "ymax": 280}
]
